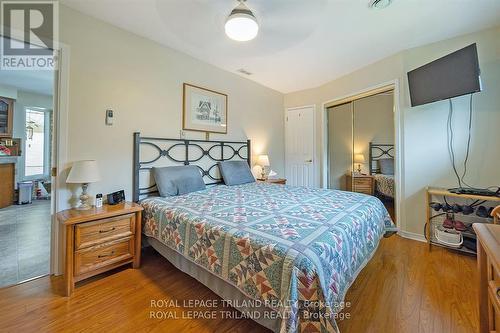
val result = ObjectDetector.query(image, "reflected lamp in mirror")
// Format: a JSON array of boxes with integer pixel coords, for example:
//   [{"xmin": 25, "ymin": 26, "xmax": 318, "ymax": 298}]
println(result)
[
  {"xmin": 258, "ymin": 154, "xmax": 270, "ymax": 180},
  {"xmin": 354, "ymin": 154, "xmax": 365, "ymax": 173},
  {"xmin": 66, "ymin": 160, "xmax": 100, "ymax": 210}
]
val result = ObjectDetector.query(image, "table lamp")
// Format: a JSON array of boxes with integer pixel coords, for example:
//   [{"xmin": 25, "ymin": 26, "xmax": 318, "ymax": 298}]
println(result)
[
  {"xmin": 354, "ymin": 154, "xmax": 365, "ymax": 174},
  {"xmin": 66, "ymin": 160, "xmax": 100, "ymax": 210},
  {"xmin": 258, "ymin": 155, "xmax": 270, "ymax": 180}
]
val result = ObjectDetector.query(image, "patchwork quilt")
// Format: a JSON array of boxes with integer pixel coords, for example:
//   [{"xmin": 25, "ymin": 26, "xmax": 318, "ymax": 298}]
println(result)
[
  {"xmin": 373, "ymin": 174, "xmax": 395, "ymax": 199},
  {"xmin": 141, "ymin": 182, "xmax": 395, "ymax": 332}
]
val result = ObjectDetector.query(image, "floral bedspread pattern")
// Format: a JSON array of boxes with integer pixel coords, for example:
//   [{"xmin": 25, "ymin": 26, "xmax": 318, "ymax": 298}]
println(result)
[
  {"xmin": 141, "ymin": 182, "xmax": 395, "ymax": 332},
  {"xmin": 373, "ymin": 174, "xmax": 395, "ymax": 199}
]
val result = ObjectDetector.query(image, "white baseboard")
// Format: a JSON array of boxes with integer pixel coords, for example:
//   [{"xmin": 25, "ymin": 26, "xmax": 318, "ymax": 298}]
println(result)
[{"xmin": 397, "ymin": 230, "xmax": 427, "ymax": 243}]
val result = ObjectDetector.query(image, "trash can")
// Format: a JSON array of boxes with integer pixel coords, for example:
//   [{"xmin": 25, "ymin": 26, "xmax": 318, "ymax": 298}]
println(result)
[{"xmin": 18, "ymin": 181, "xmax": 33, "ymax": 205}]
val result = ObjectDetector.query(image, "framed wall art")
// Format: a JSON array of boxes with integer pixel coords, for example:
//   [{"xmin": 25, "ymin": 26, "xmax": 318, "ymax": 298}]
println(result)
[{"xmin": 183, "ymin": 83, "xmax": 228, "ymax": 134}]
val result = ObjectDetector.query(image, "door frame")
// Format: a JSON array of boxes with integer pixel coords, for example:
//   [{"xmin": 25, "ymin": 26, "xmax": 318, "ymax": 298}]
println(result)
[
  {"xmin": 320, "ymin": 79, "xmax": 405, "ymax": 231},
  {"xmin": 50, "ymin": 44, "xmax": 71, "ymax": 276},
  {"xmin": 284, "ymin": 105, "xmax": 317, "ymax": 187},
  {"xmin": 0, "ymin": 34, "xmax": 70, "ymax": 278}
]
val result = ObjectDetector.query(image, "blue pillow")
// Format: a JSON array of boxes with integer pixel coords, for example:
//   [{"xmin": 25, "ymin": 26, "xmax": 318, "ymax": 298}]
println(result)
[
  {"xmin": 152, "ymin": 165, "xmax": 206, "ymax": 196},
  {"xmin": 378, "ymin": 158, "xmax": 394, "ymax": 175},
  {"xmin": 218, "ymin": 161, "xmax": 255, "ymax": 186}
]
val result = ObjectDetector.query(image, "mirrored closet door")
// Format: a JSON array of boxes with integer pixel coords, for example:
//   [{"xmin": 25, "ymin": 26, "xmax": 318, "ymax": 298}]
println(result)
[
  {"xmin": 327, "ymin": 102, "xmax": 352, "ymax": 190},
  {"xmin": 326, "ymin": 89, "xmax": 396, "ymax": 221}
]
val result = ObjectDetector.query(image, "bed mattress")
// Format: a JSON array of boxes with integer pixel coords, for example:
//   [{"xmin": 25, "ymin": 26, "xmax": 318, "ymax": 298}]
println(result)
[{"xmin": 141, "ymin": 182, "xmax": 395, "ymax": 332}]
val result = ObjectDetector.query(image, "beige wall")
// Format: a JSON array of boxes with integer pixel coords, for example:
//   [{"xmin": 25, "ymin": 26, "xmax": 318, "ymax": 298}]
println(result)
[
  {"xmin": 285, "ymin": 26, "xmax": 500, "ymax": 236},
  {"xmin": 58, "ymin": 6, "xmax": 284, "ymax": 208}
]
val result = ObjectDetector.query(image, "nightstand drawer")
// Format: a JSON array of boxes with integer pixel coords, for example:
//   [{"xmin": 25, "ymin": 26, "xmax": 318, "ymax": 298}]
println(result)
[
  {"xmin": 354, "ymin": 178, "xmax": 372, "ymax": 186},
  {"xmin": 75, "ymin": 214, "xmax": 135, "ymax": 250},
  {"xmin": 354, "ymin": 184, "xmax": 372, "ymax": 191},
  {"xmin": 74, "ymin": 237, "xmax": 134, "ymax": 276},
  {"xmin": 356, "ymin": 188, "xmax": 373, "ymax": 195}
]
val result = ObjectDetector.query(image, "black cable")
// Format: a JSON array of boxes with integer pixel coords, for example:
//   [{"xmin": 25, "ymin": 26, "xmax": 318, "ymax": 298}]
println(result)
[
  {"xmin": 469, "ymin": 199, "xmax": 480, "ymax": 207},
  {"xmin": 425, "ymin": 212, "xmax": 447, "ymax": 241},
  {"xmin": 429, "ymin": 212, "xmax": 446, "ymax": 220},
  {"xmin": 447, "ymin": 99, "xmax": 462, "ymax": 188},
  {"xmin": 472, "ymin": 200, "xmax": 487, "ymax": 207},
  {"xmin": 446, "ymin": 95, "xmax": 498, "ymax": 194},
  {"xmin": 460, "ymin": 93, "xmax": 474, "ymax": 188}
]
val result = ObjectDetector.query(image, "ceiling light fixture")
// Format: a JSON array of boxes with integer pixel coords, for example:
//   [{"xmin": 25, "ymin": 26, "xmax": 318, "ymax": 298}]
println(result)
[
  {"xmin": 369, "ymin": 0, "xmax": 393, "ymax": 9},
  {"xmin": 225, "ymin": 0, "xmax": 259, "ymax": 42}
]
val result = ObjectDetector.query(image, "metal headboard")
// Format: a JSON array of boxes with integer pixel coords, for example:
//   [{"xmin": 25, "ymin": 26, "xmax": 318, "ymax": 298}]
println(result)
[
  {"xmin": 369, "ymin": 142, "xmax": 394, "ymax": 175},
  {"xmin": 133, "ymin": 132, "xmax": 251, "ymax": 202}
]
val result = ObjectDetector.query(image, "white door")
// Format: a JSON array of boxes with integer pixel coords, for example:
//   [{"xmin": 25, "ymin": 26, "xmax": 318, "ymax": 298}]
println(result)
[{"xmin": 285, "ymin": 106, "xmax": 315, "ymax": 186}]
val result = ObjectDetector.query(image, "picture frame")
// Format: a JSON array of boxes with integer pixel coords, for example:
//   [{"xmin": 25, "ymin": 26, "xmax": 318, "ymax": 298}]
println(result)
[{"xmin": 183, "ymin": 83, "xmax": 228, "ymax": 134}]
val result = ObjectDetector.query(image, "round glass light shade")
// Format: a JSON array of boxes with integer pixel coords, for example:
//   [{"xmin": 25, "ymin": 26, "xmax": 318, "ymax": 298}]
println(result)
[{"xmin": 225, "ymin": 13, "xmax": 258, "ymax": 42}]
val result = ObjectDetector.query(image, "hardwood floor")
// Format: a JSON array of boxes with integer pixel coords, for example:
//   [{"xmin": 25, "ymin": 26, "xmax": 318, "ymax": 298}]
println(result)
[
  {"xmin": 0, "ymin": 236, "xmax": 477, "ymax": 333},
  {"xmin": 337, "ymin": 236, "xmax": 478, "ymax": 333}
]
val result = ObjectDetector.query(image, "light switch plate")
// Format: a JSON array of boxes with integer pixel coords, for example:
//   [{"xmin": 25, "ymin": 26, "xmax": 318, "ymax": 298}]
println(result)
[{"xmin": 106, "ymin": 109, "xmax": 114, "ymax": 125}]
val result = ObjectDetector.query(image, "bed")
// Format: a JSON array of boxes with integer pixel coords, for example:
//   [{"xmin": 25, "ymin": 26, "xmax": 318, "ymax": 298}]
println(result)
[
  {"xmin": 369, "ymin": 142, "xmax": 395, "ymax": 200},
  {"xmin": 133, "ymin": 133, "xmax": 396, "ymax": 333}
]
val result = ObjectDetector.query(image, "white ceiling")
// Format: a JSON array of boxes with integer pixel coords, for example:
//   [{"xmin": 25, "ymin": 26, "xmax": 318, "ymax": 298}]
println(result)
[{"xmin": 61, "ymin": 0, "xmax": 500, "ymax": 93}]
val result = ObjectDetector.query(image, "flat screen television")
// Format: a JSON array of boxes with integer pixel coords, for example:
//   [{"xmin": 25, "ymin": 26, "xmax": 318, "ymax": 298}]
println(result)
[{"xmin": 407, "ymin": 43, "xmax": 481, "ymax": 107}]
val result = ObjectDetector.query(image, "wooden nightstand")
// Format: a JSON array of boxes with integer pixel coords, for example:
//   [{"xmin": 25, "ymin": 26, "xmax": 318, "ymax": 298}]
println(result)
[
  {"xmin": 346, "ymin": 174, "xmax": 374, "ymax": 195},
  {"xmin": 57, "ymin": 202, "xmax": 143, "ymax": 296},
  {"xmin": 258, "ymin": 178, "xmax": 287, "ymax": 185}
]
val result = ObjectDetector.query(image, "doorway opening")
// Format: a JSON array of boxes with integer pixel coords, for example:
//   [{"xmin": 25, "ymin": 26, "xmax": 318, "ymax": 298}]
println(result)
[{"xmin": 0, "ymin": 71, "xmax": 55, "ymax": 287}]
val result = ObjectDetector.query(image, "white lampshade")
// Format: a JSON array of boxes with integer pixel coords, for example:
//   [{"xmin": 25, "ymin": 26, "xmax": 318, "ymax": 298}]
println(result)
[
  {"xmin": 225, "ymin": 1, "xmax": 259, "ymax": 42},
  {"xmin": 258, "ymin": 155, "xmax": 270, "ymax": 167},
  {"xmin": 354, "ymin": 154, "xmax": 365, "ymax": 164},
  {"xmin": 66, "ymin": 160, "xmax": 100, "ymax": 184}
]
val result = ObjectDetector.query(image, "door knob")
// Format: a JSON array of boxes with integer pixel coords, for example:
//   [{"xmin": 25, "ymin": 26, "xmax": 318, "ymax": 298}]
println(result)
[{"xmin": 305, "ymin": 159, "xmax": 313, "ymax": 163}]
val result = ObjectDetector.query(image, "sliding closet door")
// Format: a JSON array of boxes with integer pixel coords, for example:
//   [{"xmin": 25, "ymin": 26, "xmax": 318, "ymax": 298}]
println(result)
[
  {"xmin": 327, "ymin": 103, "xmax": 352, "ymax": 190},
  {"xmin": 353, "ymin": 93, "xmax": 395, "ymax": 174}
]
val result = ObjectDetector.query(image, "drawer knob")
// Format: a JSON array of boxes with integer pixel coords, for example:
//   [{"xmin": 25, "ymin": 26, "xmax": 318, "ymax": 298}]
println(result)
[
  {"xmin": 98, "ymin": 251, "xmax": 115, "ymax": 258},
  {"xmin": 99, "ymin": 227, "xmax": 116, "ymax": 233}
]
